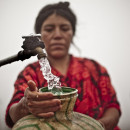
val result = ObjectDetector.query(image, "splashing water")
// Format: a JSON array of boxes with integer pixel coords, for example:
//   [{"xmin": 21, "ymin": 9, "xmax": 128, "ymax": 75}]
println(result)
[{"xmin": 39, "ymin": 57, "xmax": 63, "ymax": 95}]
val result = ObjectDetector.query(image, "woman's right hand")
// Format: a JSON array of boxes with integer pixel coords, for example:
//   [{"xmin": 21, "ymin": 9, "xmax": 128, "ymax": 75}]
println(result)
[
  {"xmin": 24, "ymin": 80, "xmax": 61, "ymax": 118},
  {"xmin": 9, "ymin": 80, "xmax": 61, "ymax": 123}
]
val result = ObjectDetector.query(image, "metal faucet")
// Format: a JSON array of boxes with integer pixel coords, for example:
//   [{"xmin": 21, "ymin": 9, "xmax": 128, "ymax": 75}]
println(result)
[{"xmin": 0, "ymin": 34, "xmax": 46, "ymax": 67}]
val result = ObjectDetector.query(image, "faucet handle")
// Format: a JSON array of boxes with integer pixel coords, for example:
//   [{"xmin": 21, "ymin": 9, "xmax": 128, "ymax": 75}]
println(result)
[
  {"xmin": 21, "ymin": 34, "xmax": 45, "ymax": 51},
  {"xmin": 22, "ymin": 34, "xmax": 41, "ymax": 38}
]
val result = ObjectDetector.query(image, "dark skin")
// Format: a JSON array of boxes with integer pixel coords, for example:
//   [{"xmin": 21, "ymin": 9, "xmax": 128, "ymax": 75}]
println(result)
[{"xmin": 9, "ymin": 14, "xmax": 120, "ymax": 129}]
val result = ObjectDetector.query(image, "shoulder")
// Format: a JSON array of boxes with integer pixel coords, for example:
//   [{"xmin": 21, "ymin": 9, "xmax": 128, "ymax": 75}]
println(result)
[
  {"xmin": 71, "ymin": 55, "xmax": 108, "ymax": 74},
  {"xmin": 71, "ymin": 55, "xmax": 97, "ymax": 66}
]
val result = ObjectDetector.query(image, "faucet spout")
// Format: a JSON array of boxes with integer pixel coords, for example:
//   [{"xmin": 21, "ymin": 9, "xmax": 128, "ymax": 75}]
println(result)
[{"xmin": 34, "ymin": 47, "xmax": 46, "ymax": 59}]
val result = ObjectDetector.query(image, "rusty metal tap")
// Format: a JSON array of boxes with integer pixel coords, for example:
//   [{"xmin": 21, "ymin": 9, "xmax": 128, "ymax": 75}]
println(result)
[{"xmin": 0, "ymin": 34, "xmax": 46, "ymax": 67}]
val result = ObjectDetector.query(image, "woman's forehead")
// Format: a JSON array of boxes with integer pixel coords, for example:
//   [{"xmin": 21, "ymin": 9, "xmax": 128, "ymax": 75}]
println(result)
[{"xmin": 42, "ymin": 13, "xmax": 71, "ymax": 25}]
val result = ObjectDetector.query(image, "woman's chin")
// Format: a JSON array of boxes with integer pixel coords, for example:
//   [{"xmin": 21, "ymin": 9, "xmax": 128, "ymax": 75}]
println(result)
[{"xmin": 50, "ymin": 52, "xmax": 67, "ymax": 59}]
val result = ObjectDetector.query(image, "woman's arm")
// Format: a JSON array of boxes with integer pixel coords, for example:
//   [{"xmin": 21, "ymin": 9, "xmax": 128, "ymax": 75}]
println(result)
[
  {"xmin": 9, "ymin": 97, "xmax": 29, "ymax": 123},
  {"xmin": 98, "ymin": 108, "xmax": 120, "ymax": 130}
]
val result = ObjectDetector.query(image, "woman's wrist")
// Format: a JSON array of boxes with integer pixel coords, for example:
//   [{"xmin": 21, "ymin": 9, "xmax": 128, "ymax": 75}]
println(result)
[
  {"xmin": 19, "ymin": 97, "xmax": 30, "ymax": 115},
  {"xmin": 9, "ymin": 97, "xmax": 30, "ymax": 123}
]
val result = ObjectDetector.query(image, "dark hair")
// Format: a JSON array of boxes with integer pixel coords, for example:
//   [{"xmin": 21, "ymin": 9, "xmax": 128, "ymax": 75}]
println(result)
[{"xmin": 34, "ymin": 1, "xmax": 77, "ymax": 35}]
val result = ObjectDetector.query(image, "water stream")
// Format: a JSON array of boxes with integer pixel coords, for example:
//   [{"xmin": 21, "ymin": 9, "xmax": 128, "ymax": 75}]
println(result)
[{"xmin": 39, "ymin": 57, "xmax": 63, "ymax": 95}]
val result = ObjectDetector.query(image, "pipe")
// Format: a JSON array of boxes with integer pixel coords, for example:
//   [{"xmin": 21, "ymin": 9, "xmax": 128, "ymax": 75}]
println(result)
[{"xmin": 0, "ymin": 34, "xmax": 46, "ymax": 67}]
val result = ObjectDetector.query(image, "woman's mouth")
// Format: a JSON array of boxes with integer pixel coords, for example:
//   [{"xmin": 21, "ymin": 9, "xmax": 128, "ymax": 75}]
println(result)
[{"xmin": 50, "ymin": 43, "xmax": 65, "ymax": 49}]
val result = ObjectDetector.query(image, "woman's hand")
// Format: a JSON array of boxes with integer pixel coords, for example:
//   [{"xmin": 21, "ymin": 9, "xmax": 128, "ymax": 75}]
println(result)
[
  {"xmin": 24, "ymin": 80, "xmax": 61, "ymax": 118},
  {"xmin": 9, "ymin": 80, "xmax": 61, "ymax": 124}
]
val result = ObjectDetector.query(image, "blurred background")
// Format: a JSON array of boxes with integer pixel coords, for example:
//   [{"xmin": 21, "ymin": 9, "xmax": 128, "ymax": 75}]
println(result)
[{"xmin": 0, "ymin": 0, "xmax": 130, "ymax": 129}]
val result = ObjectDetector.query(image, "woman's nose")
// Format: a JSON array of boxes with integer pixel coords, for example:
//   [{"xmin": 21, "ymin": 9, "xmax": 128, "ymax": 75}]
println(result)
[{"xmin": 53, "ymin": 28, "xmax": 62, "ymax": 38}]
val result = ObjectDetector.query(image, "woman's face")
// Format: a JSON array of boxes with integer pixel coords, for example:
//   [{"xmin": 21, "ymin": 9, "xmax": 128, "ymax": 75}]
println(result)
[{"xmin": 40, "ymin": 13, "xmax": 73, "ymax": 59}]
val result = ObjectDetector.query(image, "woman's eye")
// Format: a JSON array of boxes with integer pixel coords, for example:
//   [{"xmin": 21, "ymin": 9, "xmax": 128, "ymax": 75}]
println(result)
[
  {"xmin": 62, "ymin": 28, "xmax": 69, "ymax": 31},
  {"xmin": 45, "ymin": 28, "xmax": 53, "ymax": 32},
  {"xmin": 61, "ymin": 26, "xmax": 71, "ymax": 32}
]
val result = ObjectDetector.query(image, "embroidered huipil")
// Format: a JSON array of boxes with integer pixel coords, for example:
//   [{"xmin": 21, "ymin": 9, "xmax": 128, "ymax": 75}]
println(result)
[{"xmin": 5, "ymin": 55, "xmax": 121, "ymax": 129}]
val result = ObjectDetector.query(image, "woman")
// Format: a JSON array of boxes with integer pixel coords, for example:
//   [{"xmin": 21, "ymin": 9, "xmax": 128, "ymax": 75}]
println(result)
[{"xmin": 6, "ymin": 2, "xmax": 121, "ymax": 130}]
